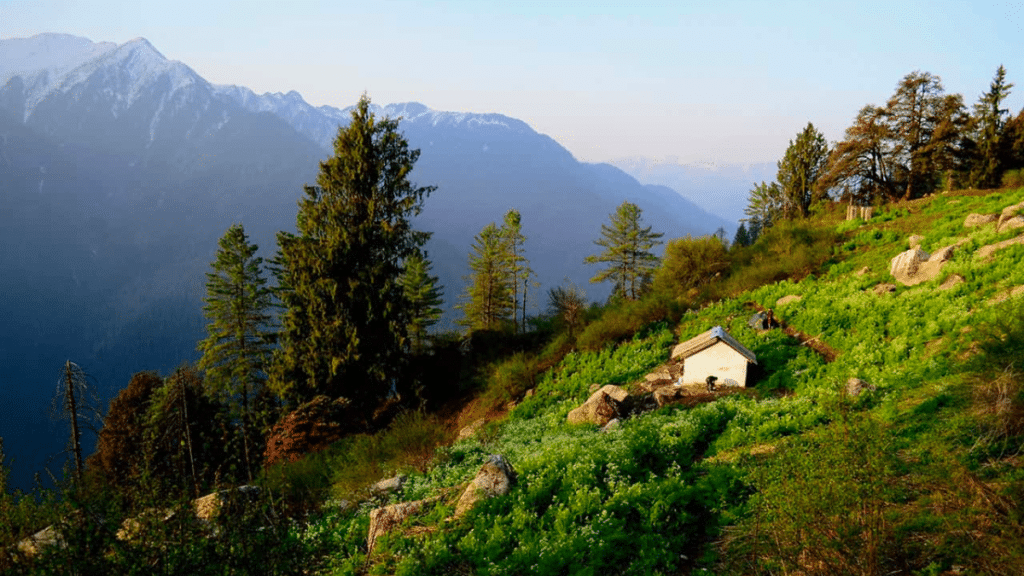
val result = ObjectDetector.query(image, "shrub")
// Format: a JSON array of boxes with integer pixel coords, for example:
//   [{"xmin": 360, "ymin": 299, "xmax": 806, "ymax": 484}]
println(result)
[{"xmin": 1002, "ymin": 169, "xmax": 1024, "ymax": 189}]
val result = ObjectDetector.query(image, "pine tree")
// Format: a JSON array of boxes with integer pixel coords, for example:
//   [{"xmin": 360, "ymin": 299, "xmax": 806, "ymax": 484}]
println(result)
[
  {"xmin": 584, "ymin": 201, "xmax": 664, "ymax": 301},
  {"xmin": 401, "ymin": 253, "xmax": 444, "ymax": 353},
  {"xmin": 196, "ymin": 223, "xmax": 274, "ymax": 481},
  {"xmin": 501, "ymin": 209, "xmax": 535, "ymax": 333},
  {"xmin": 743, "ymin": 181, "xmax": 784, "ymax": 235},
  {"xmin": 458, "ymin": 222, "xmax": 514, "ymax": 332},
  {"xmin": 51, "ymin": 361, "xmax": 100, "ymax": 484},
  {"xmin": 972, "ymin": 65, "xmax": 1014, "ymax": 188},
  {"xmin": 777, "ymin": 122, "xmax": 829, "ymax": 217},
  {"xmin": 271, "ymin": 94, "xmax": 434, "ymax": 409},
  {"xmin": 733, "ymin": 222, "xmax": 751, "ymax": 247}
]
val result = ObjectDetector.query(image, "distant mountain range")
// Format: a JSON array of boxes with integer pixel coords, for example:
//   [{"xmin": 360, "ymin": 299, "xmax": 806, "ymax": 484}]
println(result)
[{"xmin": 0, "ymin": 33, "xmax": 740, "ymax": 490}]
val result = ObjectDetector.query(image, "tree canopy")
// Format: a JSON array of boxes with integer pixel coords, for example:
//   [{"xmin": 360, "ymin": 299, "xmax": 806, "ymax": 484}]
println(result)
[
  {"xmin": 777, "ymin": 122, "xmax": 829, "ymax": 217},
  {"xmin": 196, "ymin": 223, "xmax": 274, "ymax": 479},
  {"xmin": 585, "ymin": 201, "xmax": 663, "ymax": 301},
  {"xmin": 458, "ymin": 222, "xmax": 514, "ymax": 332},
  {"xmin": 271, "ymin": 94, "xmax": 435, "ymax": 410}
]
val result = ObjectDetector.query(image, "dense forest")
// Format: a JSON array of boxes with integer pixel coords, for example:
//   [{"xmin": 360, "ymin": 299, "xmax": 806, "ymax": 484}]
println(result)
[{"xmin": 3, "ymin": 66, "xmax": 1024, "ymax": 574}]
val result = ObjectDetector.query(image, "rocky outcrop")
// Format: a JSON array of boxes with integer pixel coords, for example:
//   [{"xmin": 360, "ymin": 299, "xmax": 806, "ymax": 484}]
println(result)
[
  {"xmin": 16, "ymin": 525, "xmax": 63, "ymax": 558},
  {"xmin": 567, "ymin": 385, "xmax": 629, "ymax": 426},
  {"xmin": 977, "ymin": 234, "xmax": 1024, "ymax": 259},
  {"xmin": 454, "ymin": 455, "xmax": 517, "ymax": 518},
  {"xmin": 964, "ymin": 213, "xmax": 998, "ymax": 227}
]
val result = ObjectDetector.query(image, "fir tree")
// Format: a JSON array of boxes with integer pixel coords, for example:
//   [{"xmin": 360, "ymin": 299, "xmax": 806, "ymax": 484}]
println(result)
[
  {"xmin": 972, "ymin": 65, "xmax": 1014, "ymax": 188},
  {"xmin": 196, "ymin": 223, "xmax": 274, "ymax": 481},
  {"xmin": 777, "ymin": 122, "xmax": 829, "ymax": 217},
  {"xmin": 401, "ymin": 253, "xmax": 444, "ymax": 353},
  {"xmin": 733, "ymin": 222, "xmax": 751, "ymax": 247},
  {"xmin": 458, "ymin": 222, "xmax": 514, "ymax": 332},
  {"xmin": 271, "ymin": 94, "xmax": 434, "ymax": 410},
  {"xmin": 584, "ymin": 201, "xmax": 664, "ymax": 301},
  {"xmin": 501, "ymin": 209, "xmax": 535, "ymax": 333}
]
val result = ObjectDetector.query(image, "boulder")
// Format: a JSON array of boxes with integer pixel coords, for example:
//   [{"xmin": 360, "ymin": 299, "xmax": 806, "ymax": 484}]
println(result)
[
  {"xmin": 653, "ymin": 386, "xmax": 685, "ymax": 407},
  {"xmin": 846, "ymin": 378, "xmax": 876, "ymax": 397},
  {"xmin": 999, "ymin": 215, "xmax": 1024, "ymax": 233},
  {"xmin": 193, "ymin": 485, "xmax": 261, "ymax": 522},
  {"xmin": 567, "ymin": 385, "xmax": 629, "ymax": 426},
  {"xmin": 456, "ymin": 418, "xmax": 486, "ymax": 441},
  {"xmin": 370, "ymin": 475, "xmax": 406, "ymax": 497},
  {"xmin": 889, "ymin": 247, "xmax": 929, "ymax": 279},
  {"xmin": 908, "ymin": 234, "xmax": 925, "ymax": 248},
  {"xmin": 938, "ymin": 274, "xmax": 966, "ymax": 290},
  {"xmin": 964, "ymin": 213, "xmax": 998, "ymax": 227},
  {"xmin": 367, "ymin": 498, "xmax": 435, "ymax": 554},
  {"xmin": 997, "ymin": 201, "xmax": 1024, "ymax": 231},
  {"xmin": 776, "ymin": 295, "xmax": 802, "ymax": 306},
  {"xmin": 890, "ymin": 243, "xmax": 961, "ymax": 286},
  {"xmin": 454, "ymin": 455, "xmax": 517, "ymax": 518}
]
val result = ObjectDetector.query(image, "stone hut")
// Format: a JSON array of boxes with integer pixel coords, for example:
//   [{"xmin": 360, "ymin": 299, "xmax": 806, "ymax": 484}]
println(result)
[{"xmin": 671, "ymin": 326, "xmax": 757, "ymax": 387}]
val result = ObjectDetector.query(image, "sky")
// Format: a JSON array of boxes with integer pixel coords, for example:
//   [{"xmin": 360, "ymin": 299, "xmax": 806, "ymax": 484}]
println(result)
[{"xmin": 2, "ymin": 0, "xmax": 1023, "ymax": 165}]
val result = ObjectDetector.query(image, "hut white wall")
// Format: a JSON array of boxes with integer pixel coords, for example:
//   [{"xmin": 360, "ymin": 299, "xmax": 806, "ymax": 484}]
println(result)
[{"xmin": 683, "ymin": 341, "xmax": 749, "ymax": 387}]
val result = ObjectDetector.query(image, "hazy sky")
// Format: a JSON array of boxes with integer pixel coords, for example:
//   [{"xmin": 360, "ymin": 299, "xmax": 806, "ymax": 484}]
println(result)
[{"xmin": 3, "ymin": 0, "xmax": 1023, "ymax": 165}]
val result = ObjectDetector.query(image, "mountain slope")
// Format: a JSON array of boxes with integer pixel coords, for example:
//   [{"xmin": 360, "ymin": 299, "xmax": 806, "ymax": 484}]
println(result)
[{"xmin": 0, "ymin": 33, "xmax": 728, "ymax": 491}]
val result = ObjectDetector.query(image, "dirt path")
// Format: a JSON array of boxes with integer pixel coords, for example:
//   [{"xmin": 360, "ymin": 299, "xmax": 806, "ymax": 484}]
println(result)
[{"xmin": 746, "ymin": 301, "xmax": 840, "ymax": 363}]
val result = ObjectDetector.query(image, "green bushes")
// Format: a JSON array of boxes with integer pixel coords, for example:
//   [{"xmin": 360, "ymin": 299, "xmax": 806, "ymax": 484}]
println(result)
[{"xmin": 1002, "ymin": 169, "xmax": 1024, "ymax": 189}]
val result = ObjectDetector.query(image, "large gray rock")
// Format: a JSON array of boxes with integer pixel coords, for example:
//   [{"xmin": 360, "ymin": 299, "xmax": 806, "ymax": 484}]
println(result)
[
  {"xmin": 890, "ymin": 242, "xmax": 961, "ymax": 286},
  {"xmin": 889, "ymin": 247, "xmax": 929, "ymax": 279},
  {"xmin": 567, "ymin": 385, "xmax": 629, "ymax": 426},
  {"xmin": 370, "ymin": 475, "xmax": 406, "ymax": 497},
  {"xmin": 454, "ymin": 455, "xmax": 517, "ymax": 518}
]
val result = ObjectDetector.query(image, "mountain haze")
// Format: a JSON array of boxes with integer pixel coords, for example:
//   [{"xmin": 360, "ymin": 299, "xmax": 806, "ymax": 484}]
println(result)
[{"xmin": 0, "ymin": 33, "xmax": 728, "ymax": 490}]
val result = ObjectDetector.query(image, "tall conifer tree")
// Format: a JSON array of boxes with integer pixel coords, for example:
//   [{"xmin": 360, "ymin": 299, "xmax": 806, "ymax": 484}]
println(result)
[
  {"xmin": 271, "ymin": 95, "xmax": 434, "ymax": 409},
  {"xmin": 458, "ymin": 222, "xmax": 514, "ymax": 332},
  {"xmin": 401, "ymin": 253, "xmax": 444, "ymax": 353},
  {"xmin": 197, "ymin": 223, "xmax": 273, "ymax": 480},
  {"xmin": 584, "ymin": 201, "xmax": 663, "ymax": 301},
  {"xmin": 501, "ymin": 209, "xmax": 535, "ymax": 333}
]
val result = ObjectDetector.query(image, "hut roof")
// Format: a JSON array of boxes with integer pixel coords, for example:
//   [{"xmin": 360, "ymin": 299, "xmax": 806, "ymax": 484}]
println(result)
[{"xmin": 672, "ymin": 326, "xmax": 757, "ymax": 364}]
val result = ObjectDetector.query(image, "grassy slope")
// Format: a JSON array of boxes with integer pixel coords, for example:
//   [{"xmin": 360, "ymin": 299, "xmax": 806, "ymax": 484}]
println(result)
[{"xmin": 295, "ymin": 189, "xmax": 1024, "ymax": 575}]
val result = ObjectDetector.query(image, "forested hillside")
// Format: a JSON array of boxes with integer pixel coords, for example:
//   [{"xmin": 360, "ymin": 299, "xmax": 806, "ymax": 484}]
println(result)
[{"xmin": 3, "ymin": 61, "xmax": 1024, "ymax": 575}]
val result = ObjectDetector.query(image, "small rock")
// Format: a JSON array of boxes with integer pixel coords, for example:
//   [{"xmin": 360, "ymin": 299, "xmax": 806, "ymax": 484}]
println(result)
[
  {"xmin": 846, "ymin": 378, "xmax": 876, "ymax": 397},
  {"xmin": 998, "ymin": 201, "xmax": 1024, "ymax": 230},
  {"xmin": 938, "ymin": 274, "xmax": 965, "ymax": 290},
  {"xmin": 653, "ymin": 386, "xmax": 685, "ymax": 407},
  {"xmin": 855, "ymin": 266, "xmax": 871, "ymax": 276},
  {"xmin": 457, "ymin": 418, "xmax": 486, "ymax": 441},
  {"xmin": 908, "ymin": 234, "xmax": 925, "ymax": 248},
  {"xmin": 370, "ymin": 475, "xmax": 406, "ymax": 497},
  {"xmin": 873, "ymin": 283, "xmax": 897, "ymax": 295},
  {"xmin": 600, "ymin": 418, "xmax": 621, "ymax": 433},
  {"xmin": 588, "ymin": 383, "xmax": 601, "ymax": 394},
  {"xmin": 964, "ymin": 213, "xmax": 998, "ymax": 227},
  {"xmin": 524, "ymin": 389, "xmax": 535, "ymax": 398},
  {"xmin": 17, "ymin": 525, "xmax": 62, "ymax": 557},
  {"xmin": 776, "ymin": 295, "xmax": 802, "ymax": 306},
  {"xmin": 567, "ymin": 385, "xmax": 629, "ymax": 426},
  {"xmin": 367, "ymin": 499, "xmax": 434, "ymax": 554},
  {"xmin": 645, "ymin": 368, "xmax": 672, "ymax": 382},
  {"xmin": 998, "ymin": 215, "xmax": 1024, "ymax": 233},
  {"xmin": 454, "ymin": 455, "xmax": 517, "ymax": 518}
]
